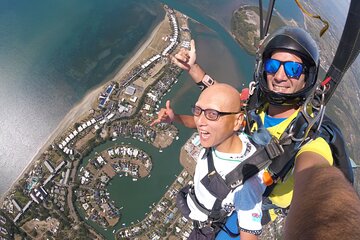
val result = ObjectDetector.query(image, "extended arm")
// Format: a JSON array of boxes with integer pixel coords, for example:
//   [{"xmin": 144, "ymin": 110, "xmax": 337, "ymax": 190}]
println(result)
[{"xmin": 285, "ymin": 166, "xmax": 360, "ymax": 239}]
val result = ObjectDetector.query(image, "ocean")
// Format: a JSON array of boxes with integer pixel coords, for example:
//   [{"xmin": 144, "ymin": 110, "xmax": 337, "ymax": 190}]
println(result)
[{"xmin": 0, "ymin": 0, "xmax": 165, "ymax": 195}]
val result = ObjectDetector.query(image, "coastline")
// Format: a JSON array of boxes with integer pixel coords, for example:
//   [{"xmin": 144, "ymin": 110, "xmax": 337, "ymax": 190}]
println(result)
[{"xmin": 0, "ymin": 17, "xmax": 166, "ymax": 204}]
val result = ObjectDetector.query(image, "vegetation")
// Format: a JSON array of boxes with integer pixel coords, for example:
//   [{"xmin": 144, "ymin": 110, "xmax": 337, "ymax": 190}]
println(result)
[
  {"xmin": 231, "ymin": 5, "xmax": 285, "ymax": 55},
  {"xmin": 13, "ymin": 189, "xmax": 29, "ymax": 206}
]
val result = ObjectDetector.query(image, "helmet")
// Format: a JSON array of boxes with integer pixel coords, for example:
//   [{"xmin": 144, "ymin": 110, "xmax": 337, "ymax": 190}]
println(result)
[{"xmin": 255, "ymin": 26, "xmax": 320, "ymax": 105}]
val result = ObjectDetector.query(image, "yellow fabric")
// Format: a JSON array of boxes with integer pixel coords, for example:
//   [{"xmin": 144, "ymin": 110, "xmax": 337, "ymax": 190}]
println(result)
[
  {"xmin": 256, "ymin": 107, "xmax": 333, "ymax": 208},
  {"xmin": 296, "ymin": 137, "xmax": 333, "ymax": 163},
  {"xmin": 269, "ymin": 209, "xmax": 277, "ymax": 222}
]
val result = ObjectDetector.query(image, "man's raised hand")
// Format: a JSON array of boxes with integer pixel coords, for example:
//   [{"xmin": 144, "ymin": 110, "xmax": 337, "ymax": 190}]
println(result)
[
  {"xmin": 150, "ymin": 100, "xmax": 175, "ymax": 126},
  {"xmin": 170, "ymin": 39, "xmax": 196, "ymax": 71}
]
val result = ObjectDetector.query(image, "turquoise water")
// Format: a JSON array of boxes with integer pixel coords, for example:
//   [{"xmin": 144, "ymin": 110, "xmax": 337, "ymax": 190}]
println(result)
[
  {"xmin": 0, "ymin": 0, "xmax": 163, "ymax": 194},
  {"xmin": 79, "ymin": 78, "xmax": 197, "ymax": 238}
]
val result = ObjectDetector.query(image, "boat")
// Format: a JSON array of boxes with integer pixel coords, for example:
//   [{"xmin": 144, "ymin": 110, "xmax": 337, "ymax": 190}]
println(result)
[
  {"xmin": 159, "ymin": 149, "xmax": 163, "ymax": 153},
  {"xmin": 132, "ymin": 178, "xmax": 138, "ymax": 181}
]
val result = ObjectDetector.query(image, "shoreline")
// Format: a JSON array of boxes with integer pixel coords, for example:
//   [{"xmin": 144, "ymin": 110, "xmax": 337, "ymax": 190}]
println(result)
[{"xmin": 0, "ymin": 17, "xmax": 166, "ymax": 204}]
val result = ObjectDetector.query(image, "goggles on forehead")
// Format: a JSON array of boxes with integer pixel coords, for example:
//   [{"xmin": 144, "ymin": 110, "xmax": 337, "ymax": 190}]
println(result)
[{"xmin": 264, "ymin": 59, "xmax": 306, "ymax": 79}]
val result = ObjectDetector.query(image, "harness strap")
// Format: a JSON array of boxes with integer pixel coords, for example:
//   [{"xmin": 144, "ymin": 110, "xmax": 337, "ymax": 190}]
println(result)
[
  {"xmin": 225, "ymin": 144, "xmax": 271, "ymax": 189},
  {"xmin": 266, "ymin": 113, "xmax": 306, "ymax": 178},
  {"xmin": 205, "ymin": 149, "xmax": 231, "ymax": 221},
  {"xmin": 189, "ymin": 149, "xmax": 239, "ymax": 237},
  {"xmin": 324, "ymin": 0, "xmax": 360, "ymax": 105},
  {"xmin": 187, "ymin": 149, "xmax": 230, "ymax": 219},
  {"xmin": 188, "ymin": 187, "xmax": 211, "ymax": 216}
]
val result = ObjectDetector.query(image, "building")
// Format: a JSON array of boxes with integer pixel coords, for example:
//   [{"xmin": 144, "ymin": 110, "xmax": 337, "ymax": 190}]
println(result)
[
  {"xmin": 44, "ymin": 160, "xmax": 55, "ymax": 174},
  {"xmin": 30, "ymin": 186, "xmax": 48, "ymax": 204},
  {"xmin": 125, "ymin": 86, "xmax": 136, "ymax": 96}
]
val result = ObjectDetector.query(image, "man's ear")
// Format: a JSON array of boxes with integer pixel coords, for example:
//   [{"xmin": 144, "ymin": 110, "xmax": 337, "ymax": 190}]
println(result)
[{"xmin": 233, "ymin": 113, "xmax": 244, "ymax": 131}]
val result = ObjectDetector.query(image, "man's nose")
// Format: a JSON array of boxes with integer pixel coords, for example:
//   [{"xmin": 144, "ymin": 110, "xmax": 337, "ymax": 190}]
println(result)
[
  {"xmin": 274, "ymin": 65, "xmax": 287, "ymax": 80},
  {"xmin": 196, "ymin": 112, "xmax": 208, "ymax": 125}
]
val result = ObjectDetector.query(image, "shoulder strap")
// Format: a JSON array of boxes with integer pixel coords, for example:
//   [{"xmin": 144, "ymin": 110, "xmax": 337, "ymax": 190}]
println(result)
[
  {"xmin": 227, "ymin": 109, "xmax": 311, "ymax": 193},
  {"xmin": 205, "ymin": 149, "xmax": 228, "ymax": 220},
  {"xmin": 225, "ymin": 141, "xmax": 272, "ymax": 189},
  {"xmin": 187, "ymin": 149, "xmax": 228, "ymax": 220}
]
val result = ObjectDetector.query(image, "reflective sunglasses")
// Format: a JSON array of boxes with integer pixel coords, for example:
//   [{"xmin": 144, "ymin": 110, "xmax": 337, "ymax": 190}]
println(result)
[
  {"xmin": 264, "ymin": 59, "xmax": 306, "ymax": 79},
  {"xmin": 191, "ymin": 105, "xmax": 240, "ymax": 121}
]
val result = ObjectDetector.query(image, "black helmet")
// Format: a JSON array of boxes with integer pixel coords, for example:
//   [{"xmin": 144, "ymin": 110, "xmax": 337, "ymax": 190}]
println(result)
[{"xmin": 255, "ymin": 26, "xmax": 320, "ymax": 105}]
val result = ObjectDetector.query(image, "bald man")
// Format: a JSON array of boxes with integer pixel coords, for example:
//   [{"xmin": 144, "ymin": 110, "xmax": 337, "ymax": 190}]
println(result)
[{"xmin": 152, "ymin": 84, "xmax": 266, "ymax": 240}]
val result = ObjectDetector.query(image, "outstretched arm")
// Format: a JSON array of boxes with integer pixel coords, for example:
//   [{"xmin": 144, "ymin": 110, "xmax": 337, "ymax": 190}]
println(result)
[
  {"xmin": 150, "ymin": 100, "xmax": 196, "ymax": 128},
  {"xmin": 285, "ymin": 166, "xmax": 360, "ymax": 239},
  {"xmin": 171, "ymin": 40, "xmax": 217, "ymax": 86}
]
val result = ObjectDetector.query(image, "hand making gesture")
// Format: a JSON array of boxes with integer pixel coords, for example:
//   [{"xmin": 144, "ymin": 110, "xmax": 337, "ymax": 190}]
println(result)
[
  {"xmin": 170, "ymin": 39, "xmax": 196, "ymax": 71},
  {"xmin": 150, "ymin": 100, "xmax": 175, "ymax": 126}
]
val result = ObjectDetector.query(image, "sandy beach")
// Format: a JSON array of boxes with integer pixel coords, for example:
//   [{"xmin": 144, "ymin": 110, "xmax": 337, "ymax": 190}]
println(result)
[{"xmin": 0, "ymin": 17, "xmax": 167, "ymax": 204}]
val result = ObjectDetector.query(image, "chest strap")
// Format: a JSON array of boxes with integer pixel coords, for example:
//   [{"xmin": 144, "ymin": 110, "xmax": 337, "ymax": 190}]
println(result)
[{"xmin": 188, "ymin": 149, "xmax": 231, "ymax": 222}]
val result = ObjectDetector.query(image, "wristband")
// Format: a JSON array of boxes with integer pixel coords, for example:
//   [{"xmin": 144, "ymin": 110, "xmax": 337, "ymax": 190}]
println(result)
[{"xmin": 196, "ymin": 74, "xmax": 214, "ymax": 91}]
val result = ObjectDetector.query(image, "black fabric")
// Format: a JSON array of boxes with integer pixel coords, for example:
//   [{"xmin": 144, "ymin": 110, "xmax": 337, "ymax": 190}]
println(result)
[
  {"xmin": 188, "ymin": 220, "xmax": 240, "ymax": 240},
  {"xmin": 261, "ymin": 209, "xmax": 271, "ymax": 225},
  {"xmin": 324, "ymin": 0, "xmax": 360, "ymax": 104},
  {"xmin": 188, "ymin": 187, "xmax": 212, "ymax": 216},
  {"xmin": 200, "ymin": 150, "xmax": 231, "ymax": 221},
  {"xmin": 317, "ymin": 116, "xmax": 354, "ymax": 183},
  {"xmin": 188, "ymin": 226, "xmax": 216, "ymax": 240},
  {"xmin": 176, "ymin": 185, "xmax": 191, "ymax": 219},
  {"xmin": 225, "ymin": 144, "xmax": 271, "ymax": 189},
  {"xmin": 201, "ymin": 150, "xmax": 231, "ymax": 201},
  {"xmin": 187, "ymin": 149, "xmax": 238, "ymax": 238},
  {"xmin": 200, "ymin": 172, "xmax": 231, "ymax": 201}
]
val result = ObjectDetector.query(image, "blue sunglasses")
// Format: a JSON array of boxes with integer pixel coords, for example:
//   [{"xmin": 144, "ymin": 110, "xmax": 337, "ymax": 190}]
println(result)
[{"xmin": 264, "ymin": 59, "xmax": 306, "ymax": 79}]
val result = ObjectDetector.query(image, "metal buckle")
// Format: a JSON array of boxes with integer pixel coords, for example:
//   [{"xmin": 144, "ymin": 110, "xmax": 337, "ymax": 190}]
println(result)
[
  {"xmin": 265, "ymin": 137, "xmax": 284, "ymax": 159},
  {"xmin": 195, "ymin": 220, "xmax": 213, "ymax": 230},
  {"xmin": 249, "ymin": 81, "xmax": 257, "ymax": 95}
]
